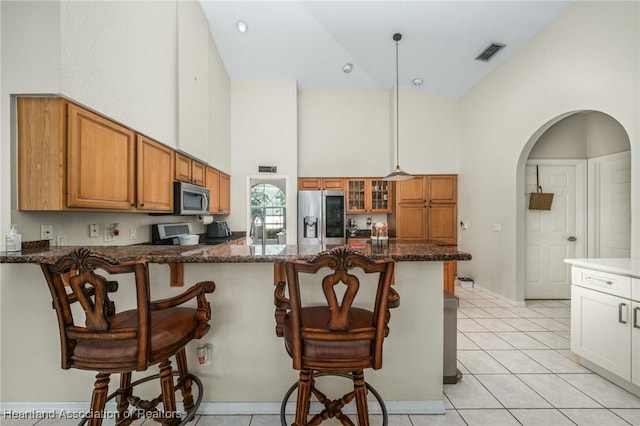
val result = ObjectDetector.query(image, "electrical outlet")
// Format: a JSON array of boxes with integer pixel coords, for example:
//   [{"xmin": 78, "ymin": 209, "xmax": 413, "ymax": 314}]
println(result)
[
  {"xmin": 89, "ymin": 224, "xmax": 99, "ymax": 238},
  {"xmin": 104, "ymin": 231, "xmax": 115, "ymax": 242},
  {"xmin": 56, "ymin": 234, "xmax": 67, "ymax": 246},
  {"xmin": 197, "ymin": 344, "xmax": 212, "ymax": 366},
  {"xmin": 129, "ymin": 229, "xmax": 136, "ymax": 240},
  {"xmin": 41, "ymin": 225, "xmax": 53, "ymax": 240}
]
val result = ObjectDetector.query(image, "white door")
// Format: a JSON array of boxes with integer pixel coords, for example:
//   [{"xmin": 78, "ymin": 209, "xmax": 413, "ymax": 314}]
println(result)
[
  {"xmin": 588, "ymin": 151, "xmax": 632, "ymax": 258},
  {"xmin": 525, "ymin": 161, "xmax": 587, "ymax": 299}
]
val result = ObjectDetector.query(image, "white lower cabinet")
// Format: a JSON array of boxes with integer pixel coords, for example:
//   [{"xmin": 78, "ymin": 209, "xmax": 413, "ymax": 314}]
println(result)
[{"xmin": 571, "ymin": 285, "xmax": 632, "ymax": 380}]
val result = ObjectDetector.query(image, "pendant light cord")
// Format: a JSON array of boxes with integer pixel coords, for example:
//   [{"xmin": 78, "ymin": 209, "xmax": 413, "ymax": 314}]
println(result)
[{"xmin": 395, "ymin": 36, "xmax": 400, "ymax": 168}]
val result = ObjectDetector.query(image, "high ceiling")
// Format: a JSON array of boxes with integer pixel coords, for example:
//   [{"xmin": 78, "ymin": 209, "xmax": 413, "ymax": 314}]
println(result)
[{"xmin": 200, "ymin": 1, "xmax": 573, "ymax": 99}]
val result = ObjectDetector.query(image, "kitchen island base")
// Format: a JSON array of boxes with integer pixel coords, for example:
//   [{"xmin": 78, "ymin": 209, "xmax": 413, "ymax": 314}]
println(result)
[{"xmin": 0, "ymin": 260, "xmax": 447, "ymax": 414}]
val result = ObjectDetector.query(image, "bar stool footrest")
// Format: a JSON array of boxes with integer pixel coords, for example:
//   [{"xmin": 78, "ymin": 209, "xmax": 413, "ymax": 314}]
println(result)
[{"xmin": 279, "ymin": 372, "xmax": 388, "ymax": 426}]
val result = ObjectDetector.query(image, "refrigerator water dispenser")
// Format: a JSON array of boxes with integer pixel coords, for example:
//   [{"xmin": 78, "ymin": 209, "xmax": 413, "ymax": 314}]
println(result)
[{"xmin": 304, "ymin": 216, "xmax": 318, "ymax": 238}]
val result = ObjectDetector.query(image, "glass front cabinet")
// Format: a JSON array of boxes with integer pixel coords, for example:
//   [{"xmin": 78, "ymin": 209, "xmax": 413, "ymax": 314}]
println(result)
[{"xmin": 346, "ymin": 178, "xmax": 392, "ymax": 214}]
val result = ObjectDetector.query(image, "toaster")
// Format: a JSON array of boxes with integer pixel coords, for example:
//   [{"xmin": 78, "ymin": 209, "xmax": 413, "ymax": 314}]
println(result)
[{"xmin": 207, "ymin": 221, "xmax": 232, "ymax": 238}]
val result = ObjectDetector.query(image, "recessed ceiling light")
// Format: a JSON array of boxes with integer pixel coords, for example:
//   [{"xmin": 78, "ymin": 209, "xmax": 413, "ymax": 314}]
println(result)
[
  {"xmin": 237, "ymin": 21, "xmax": 248, "ymax": 33},
  {"xmin": 343, "ymin": 63, "xmax": 353, "ymax": 73},
  {"xmin": 412, "ymin": 78, "xmax": 423, "ymax": 86}
]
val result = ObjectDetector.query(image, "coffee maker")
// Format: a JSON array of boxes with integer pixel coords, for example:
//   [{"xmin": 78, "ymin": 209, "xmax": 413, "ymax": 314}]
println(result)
[{"xmin": 347, "ymin": 218, "xmax": 358, "ymax": 237}]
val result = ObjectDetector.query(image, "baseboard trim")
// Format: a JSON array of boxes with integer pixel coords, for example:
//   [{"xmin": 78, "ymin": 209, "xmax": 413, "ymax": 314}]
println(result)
[{"xmin": 0, "ymin": 400, "xmax": 446, "ymax": 416}]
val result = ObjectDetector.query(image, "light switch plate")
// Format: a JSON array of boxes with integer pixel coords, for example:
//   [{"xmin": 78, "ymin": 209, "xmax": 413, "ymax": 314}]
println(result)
[{"xmin": 89, "ymin": 224, "xmax": 99, "ymax": 238}]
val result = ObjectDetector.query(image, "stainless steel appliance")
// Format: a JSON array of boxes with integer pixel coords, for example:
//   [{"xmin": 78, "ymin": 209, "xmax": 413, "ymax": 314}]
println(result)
[
  {"xmin": 207, "ymin": 221, "xmax": 232, "ymax": 238},
  {"xmin": 152, "ymin": 222, "xmax": 195, "ymax": 245},
  {"xmin": 174, "ymin": 181, "xmax": 209, "ymax": 215},
  {"xmin": 298, "ymin": 190, "xmax": 346, "ymax": 245}
]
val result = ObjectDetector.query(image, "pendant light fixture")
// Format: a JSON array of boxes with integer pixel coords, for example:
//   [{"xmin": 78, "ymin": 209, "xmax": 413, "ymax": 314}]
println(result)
[{"xmin": 384, "ymin": 32, "xmax": 413, "ymax": 181}]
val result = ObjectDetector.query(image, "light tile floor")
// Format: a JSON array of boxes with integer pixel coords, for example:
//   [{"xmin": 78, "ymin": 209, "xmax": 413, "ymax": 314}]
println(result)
[{"xmin": 2, "ymin": 285, "xmax": 639, "ymax": 425}]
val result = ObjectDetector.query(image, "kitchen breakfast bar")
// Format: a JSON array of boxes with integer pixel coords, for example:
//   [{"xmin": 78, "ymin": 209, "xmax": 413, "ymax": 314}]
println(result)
[{"xmin": 0, "ymin": 242, "xmax": 470, "ymax": 415}]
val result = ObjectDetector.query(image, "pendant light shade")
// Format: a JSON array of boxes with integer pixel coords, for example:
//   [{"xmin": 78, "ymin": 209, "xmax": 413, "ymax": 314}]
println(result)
[{"xmin": 384, "ymin": 33, "xmax": 413, "ymax": 181}]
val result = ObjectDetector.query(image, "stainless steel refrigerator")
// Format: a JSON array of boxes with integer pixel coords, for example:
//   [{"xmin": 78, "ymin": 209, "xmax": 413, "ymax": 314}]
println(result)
[{"xmin": 298, "ymin": 190, "xmax": 346, "ymax": 245}]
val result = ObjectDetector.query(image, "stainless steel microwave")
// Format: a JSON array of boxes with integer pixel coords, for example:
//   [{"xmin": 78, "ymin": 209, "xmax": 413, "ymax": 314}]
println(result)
[{"xmin": 174, "ymin": 181, "xmax": 209, "ymax": 215}]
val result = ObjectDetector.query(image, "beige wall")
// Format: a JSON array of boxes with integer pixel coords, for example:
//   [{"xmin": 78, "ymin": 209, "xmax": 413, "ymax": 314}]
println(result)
[{"xmin": 457, "ymin": 1, "xmax": 639, "ymax": 301}]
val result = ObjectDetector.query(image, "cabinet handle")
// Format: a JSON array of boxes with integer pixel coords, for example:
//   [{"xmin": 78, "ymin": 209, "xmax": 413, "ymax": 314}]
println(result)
[
  {"xmin": 634, "ymin": 307, "xmax": 640, "ymax": 329},
  {"xmin": 618, "ymin": 303, "xmax": 628, "ymax": 324},
  {"xmin": 585, "ymin": 275, "xmax": 613, "ymax": 285}
]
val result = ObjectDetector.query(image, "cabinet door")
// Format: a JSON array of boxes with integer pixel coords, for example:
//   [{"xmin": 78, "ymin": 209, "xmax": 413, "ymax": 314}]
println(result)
[
  {"xmin": 428, "ymin": 204, "xmax": 457, "ymax": 244},
  {"xmin": 191, "ymin": 160, "xmax": 206, "ymax": 186},
  {"xmin": 218, "ymin": 172, "xmax": 231, "ymax": 214},
  {"xmin": 396, "ymin": 176, "xmax": 426, "ymax": 203},
  {"xmin": 369, "ymin": 179, "xmax": 392, "ymax": 213},
  {"xmin": 347, "ymin": 179, "xmax": 367, "ymax": 213},
  {"xmin": 299, "ymin": 178, "xmax": 322, "ymax": 190},
  {"xmin": 205, "ymin": 167, "xmax": 220, "ymax": 214},
  {"xmin": 175, "ymin": 153, "xmax": 192, "ymax": 183},
  {"xmin": 395, "ymin": 203, "xmax": 427, "ymax": 239},
  {"xmin": 322, "ymin": 178, "xmax": 344, "ymax": 191},
  {"xmin": 137, "ymin": 135, "xmax": 174, "ymax": 212},
  {"xmin": 67, "ymin": 103, "xmax": 135, "ymax": 210},
  {"xmin": 428, "ymin": 175, "xmax": 457, "ymax": 203},
  {"xmin": 571, "ymin": 285, "xmax": 631, "ymax": 380},
  {"xmin": 633, "ymin": 300, "xmax": 640, "ymax": 386},
  {"xmin": 17, "ymin": 97, "xmax": 66, "ymax": 211}
]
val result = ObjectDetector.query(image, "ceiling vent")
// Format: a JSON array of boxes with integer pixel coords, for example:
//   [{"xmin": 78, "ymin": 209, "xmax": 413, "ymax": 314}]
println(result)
[{"xmin": 475, "ymin": 43, "xmax": 506, "ymax": 62}]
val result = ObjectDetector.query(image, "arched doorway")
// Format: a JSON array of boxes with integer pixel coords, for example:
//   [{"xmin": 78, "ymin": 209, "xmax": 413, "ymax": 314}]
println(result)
[{"xmin": 518, "ymin": 111, "xmax": 631, "ymax": 300}]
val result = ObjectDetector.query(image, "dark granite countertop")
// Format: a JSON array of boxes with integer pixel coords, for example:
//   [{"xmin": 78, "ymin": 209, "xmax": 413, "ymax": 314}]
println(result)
[{"xmin": 0, "ymin": 241, "xmax": 470, "ymax": 265}]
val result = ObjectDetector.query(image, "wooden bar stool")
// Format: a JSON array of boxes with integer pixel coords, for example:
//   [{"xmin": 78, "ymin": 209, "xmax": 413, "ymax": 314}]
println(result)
[
  {"xmin": 40, "ymin": 248, "xmax": 216, "ymax": 426},
  {"xmin": 274, "ymin": 246, "xmax": 400, "ymax": 426}
]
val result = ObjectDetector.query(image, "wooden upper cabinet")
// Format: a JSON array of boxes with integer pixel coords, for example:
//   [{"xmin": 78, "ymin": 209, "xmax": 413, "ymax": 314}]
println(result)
[
  {"xmin": 18, "ymin": 97, "xmax": 66, "ymax": 210},
  {"xmin": 428, "ymin": 175, "xmax": 457, "ymax": 203},
  {"xmin": 175, "ymin": 152, "xmax": 205, "ymax": 186},
  {"xmin": 191, "ymin": 160, "xmax": 206, "ymax": 186},
  {"xmin": 344, "ymin": 178, "xmax": 391, "ymax": 213},
  {"xmin": 205, "ymin": 166, "xmax": 231, "ymax": 215},
  {"xmin": 66, "ymin": 103, "xmax": 135, "ymax": 210},
  {"xmin": 298, "ymin": 177, "xmax": 344, "ymax": 191},
  {"xmin": 396, "ymin": 176, "xmax": 427, "ymax": 203},
  {"xmin": 218, "ymin": 172, "xmax": 231, "ymax": 214},
  {"xmin": 175, "ymin": 153, "xmax": 192, "ymax": 183},
  {"xmin": 299, "ymin": 178, "xmax": 321, "ymax": 190},
  {"xmin": 322, "ymin": 178, "xmax": 344, "ymax": 191},
  {"xmin": 137, "ymin": 135, "xmax": 174, "ymax": 212}
]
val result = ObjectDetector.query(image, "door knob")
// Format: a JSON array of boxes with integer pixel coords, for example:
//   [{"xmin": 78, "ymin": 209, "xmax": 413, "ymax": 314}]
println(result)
[{"xmin": 567, "ymin": 236, "xmax": 577, "ymax": 242}]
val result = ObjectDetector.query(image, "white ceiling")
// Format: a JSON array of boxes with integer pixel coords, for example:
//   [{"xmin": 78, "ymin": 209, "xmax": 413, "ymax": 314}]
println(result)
[{"xmin": 200, "ymin": 1, "xmax": 573, "ymax": 99}]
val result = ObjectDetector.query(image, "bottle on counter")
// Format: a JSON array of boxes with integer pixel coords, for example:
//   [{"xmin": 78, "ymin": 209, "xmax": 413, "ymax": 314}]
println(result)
[{"xmin": 5, "ymin": 224, "xmax": 22, "ymax": 252}]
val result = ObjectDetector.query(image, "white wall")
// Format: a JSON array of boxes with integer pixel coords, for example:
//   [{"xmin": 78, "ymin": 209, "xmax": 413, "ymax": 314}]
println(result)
[
  {"xmin": 398, "ymin": 88, "xmax": 460, "ymax": 175},
  {"xmin": 229, "ymin": 80, "xmax": 298, "ymax": 233},
  {"xmin": 297, "ymin": 88, "xmax": 460, "ymax": 177},
  {"xmin": 60, "ymin": 0, "xmax": 178, "ymax": 146},
  {"xmin": 529, "ymin": 112, "xmax": 630, "ymax": 159},
  {"xmin": 457, "ymin": 1, "xmax": 639, "ymax": 302},
  {"xmin": 298, "ymin": 90, "xmax": 391, "ymax": 177},
  {"xmin": 0, "ymin": 0, "xmax": 231, "ymax": 247},
  {"xmin": 178, "ymin": 0, "xmax": 210, "ymax": 160},
  {"xmin": 209, "ymin": 36, "xmax": 231, "ymax": 173}
]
